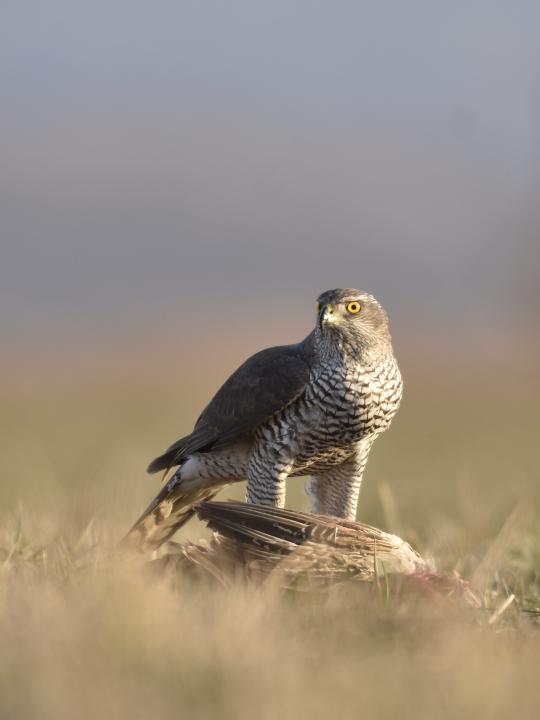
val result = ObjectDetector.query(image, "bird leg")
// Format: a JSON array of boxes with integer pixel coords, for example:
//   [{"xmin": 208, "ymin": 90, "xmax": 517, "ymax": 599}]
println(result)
[
  {"xmin": 245, "ymin": 448, "xmax": 293, "ymax": 507},
  {"xmin": 305, "ymin": 439, "xmax": 374, "ymax": 520}
]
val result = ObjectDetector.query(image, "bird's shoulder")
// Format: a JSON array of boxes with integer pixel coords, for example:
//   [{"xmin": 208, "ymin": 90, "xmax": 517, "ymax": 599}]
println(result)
[{"xmin": 196, "ymin": 336, "xmax": 315, "ymax": 437}]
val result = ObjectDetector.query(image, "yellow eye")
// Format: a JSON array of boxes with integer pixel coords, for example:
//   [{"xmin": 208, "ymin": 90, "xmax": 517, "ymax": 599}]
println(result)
[{"xmin": 346, "ymin": 301, "xmax": 361, "ymax": 314}]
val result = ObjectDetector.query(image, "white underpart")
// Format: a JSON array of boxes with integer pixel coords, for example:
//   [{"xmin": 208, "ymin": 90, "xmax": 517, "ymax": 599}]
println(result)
[
  {"xmin": 178, "ymin": 456, "xmax": 201, "ymax": 485},
  {"xmin": 178, "ymin": 446, "xmax": 250, "ymax": 490}
]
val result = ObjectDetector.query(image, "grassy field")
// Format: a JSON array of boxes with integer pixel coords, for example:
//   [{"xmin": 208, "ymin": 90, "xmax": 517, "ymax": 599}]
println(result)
[{"xmin": 1, "ymin": 336, "xmax": 539, "ymax": 719}]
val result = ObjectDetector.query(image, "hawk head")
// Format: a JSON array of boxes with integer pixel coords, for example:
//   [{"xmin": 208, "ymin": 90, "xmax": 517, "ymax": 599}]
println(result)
[{"xmin": 316, "ymin": 288, "xmax": 392, "ymax": 353}]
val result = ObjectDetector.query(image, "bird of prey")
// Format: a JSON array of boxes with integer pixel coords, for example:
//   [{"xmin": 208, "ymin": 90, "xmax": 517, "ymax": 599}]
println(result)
[
  {"xmin": 153, "ymin": 500, "xmax": 427, "ymax": 589},
  {"xmin": 124, "ymin": 288, "xmax": 403, "ymax": 552}
]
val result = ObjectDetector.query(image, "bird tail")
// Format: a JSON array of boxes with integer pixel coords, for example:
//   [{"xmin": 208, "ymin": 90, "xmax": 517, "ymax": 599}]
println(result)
[{"xmin": 121, "ymin": 473, "xmax": 226, "ymax": 553}]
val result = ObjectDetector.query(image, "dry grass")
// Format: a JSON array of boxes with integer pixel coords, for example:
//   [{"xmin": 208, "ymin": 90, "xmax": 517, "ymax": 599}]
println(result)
[{"xmin": 1, "ymin": 343, "xmax": 539, "ymax": 719}]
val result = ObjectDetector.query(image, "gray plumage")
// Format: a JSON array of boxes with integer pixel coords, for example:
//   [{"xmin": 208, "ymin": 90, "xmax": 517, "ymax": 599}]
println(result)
[{"xmin": 124, "ymin": 288, "xmax": 402, "ymax": 552}]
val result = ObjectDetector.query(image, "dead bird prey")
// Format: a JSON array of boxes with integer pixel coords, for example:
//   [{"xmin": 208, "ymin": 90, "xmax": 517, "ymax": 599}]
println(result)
[
  {"xmin": 153, "ymin": 501, "xmax": 427, "ymax": 589},
  {"xmin": 125, "ymin": 289, "xmax": 402, "ymax": 551}
]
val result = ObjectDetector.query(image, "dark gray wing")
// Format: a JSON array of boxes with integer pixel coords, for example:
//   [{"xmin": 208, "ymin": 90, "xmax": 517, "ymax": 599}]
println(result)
[{"xmin": 147, "ymin": 338, "xmax": 313, "ymax": 473}]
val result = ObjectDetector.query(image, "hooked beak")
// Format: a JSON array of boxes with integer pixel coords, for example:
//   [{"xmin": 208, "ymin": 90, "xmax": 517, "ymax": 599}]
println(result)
[{"xmin": 319, "ymin": 303, "xmax": 336, "ymax": 329}]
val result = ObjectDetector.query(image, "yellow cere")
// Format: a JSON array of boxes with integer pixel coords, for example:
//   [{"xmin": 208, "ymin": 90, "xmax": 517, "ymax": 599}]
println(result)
[{"xmin": 346, "ymin": 301, "xmax": 361, "ymax": 314}]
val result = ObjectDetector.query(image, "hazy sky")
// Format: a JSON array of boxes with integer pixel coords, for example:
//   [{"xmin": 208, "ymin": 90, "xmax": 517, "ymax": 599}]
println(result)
[{"xmin": 1, "ymin": 1, "xmax": 539, "ymax": 346}]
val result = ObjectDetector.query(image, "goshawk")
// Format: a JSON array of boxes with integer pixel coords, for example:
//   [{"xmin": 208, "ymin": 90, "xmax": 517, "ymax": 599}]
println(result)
[{"xmin": 125, "ymin": 289, "xmax": 402, "ymax": 551}]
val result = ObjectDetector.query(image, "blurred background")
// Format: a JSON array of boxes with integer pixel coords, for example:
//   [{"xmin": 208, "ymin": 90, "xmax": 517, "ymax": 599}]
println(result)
[{"xmin": 1, "ymin": 1, "xmax": 539, "ymax": 556}]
